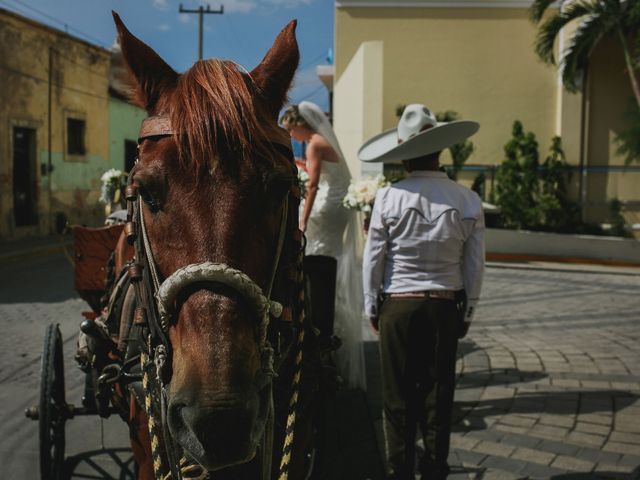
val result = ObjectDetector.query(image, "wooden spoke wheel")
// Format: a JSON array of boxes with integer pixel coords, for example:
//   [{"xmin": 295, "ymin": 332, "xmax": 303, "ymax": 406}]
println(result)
[{"xmin": 39, "ymin": 323, "xmax": 67, "ymax": 480}]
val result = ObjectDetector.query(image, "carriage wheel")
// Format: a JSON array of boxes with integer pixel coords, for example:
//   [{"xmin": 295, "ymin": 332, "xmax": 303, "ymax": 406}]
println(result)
[{"xmin": 39, "ymin": 323, "xmax": 67, "ymax": 480}]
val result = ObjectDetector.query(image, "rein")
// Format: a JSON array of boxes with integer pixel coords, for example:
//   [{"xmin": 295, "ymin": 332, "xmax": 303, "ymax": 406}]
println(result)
[{"xmin": 126, "ymin": 115, "xmax": 305, "ymax": 480}]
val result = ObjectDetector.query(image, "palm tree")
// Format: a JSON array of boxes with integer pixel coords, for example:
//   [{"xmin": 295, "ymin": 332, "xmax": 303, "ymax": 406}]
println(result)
[{"xmin": 530, "ymin": 0, "xmax": 640, "ymax": 109}]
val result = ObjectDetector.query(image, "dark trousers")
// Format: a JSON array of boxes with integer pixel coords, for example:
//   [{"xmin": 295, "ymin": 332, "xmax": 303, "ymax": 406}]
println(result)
[{"xmin": 379, "ymin": 296, "xmax": 460, "ymax": 480}]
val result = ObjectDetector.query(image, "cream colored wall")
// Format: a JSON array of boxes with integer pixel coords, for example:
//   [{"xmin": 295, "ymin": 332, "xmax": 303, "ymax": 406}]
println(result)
[
  {"xmin": 584, "ymin": 35, "xmax": 639, "ymax": 228},
  {"xmin": 0, "ymin": 10, "xmax": 110, "ymax": 239},
  {"xmin": 335, "ymin": 7, "xmax": 559, "ymax": 170},
  {"xmin": 333, "ymin": 40, "xmax": 384, "ymax": 179}
]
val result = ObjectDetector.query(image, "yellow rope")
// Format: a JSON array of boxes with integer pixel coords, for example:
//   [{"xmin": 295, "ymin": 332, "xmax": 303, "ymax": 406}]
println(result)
[
  {"xmin": 277, "ymin": 250, "xmax": 306, "ymax": 480},
  {"xmin": 142, "ymin": 248, "xmax": 306, "ymax": 480},
  {"xmin": 141, "ymin": 352, "xmax": 169, "ymax": 480}
]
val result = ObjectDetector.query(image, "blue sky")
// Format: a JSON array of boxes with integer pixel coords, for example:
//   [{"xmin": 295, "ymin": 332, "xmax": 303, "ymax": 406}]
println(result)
[{"xmin": 1, "ymin": 0, "xmax": 333, "ymax": 110}]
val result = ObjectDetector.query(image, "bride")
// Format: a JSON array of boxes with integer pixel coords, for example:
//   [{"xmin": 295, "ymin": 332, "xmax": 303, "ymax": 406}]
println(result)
[{"xmin": 281, "ymin": 101, "xmax": 365, "ymax": 389}]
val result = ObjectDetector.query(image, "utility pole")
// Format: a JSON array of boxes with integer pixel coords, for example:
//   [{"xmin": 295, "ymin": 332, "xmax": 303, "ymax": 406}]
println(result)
[{"xmin": 179, "ymin": 4, "xmax": 224, "ymax": 60}]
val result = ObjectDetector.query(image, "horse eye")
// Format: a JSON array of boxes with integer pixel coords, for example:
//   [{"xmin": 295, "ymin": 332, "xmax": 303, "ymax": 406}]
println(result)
[{"xmin": 136, "ymin": 181, "xmax": 163, "ymax": 214}]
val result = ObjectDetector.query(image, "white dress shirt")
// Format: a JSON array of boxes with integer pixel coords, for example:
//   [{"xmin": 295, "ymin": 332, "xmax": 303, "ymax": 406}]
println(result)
[{"xmin": 363, "ymin": 170, "xmax": 485, "ymax": 322}]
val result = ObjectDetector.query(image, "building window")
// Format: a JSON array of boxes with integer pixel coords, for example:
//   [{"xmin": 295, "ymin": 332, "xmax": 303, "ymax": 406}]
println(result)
[
  {"xmin": 67, "ymin": 118, "xmax": 86, "ymax": 155},
  {"xmin": 124, "ymin": 139, "xmax": 137, "ymax": 173}
]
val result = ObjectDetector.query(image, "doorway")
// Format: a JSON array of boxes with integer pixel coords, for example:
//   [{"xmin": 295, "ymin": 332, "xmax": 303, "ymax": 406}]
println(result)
[{"xmin": 13, "ymin": 127, "xmax": 38, "ymax": 227}]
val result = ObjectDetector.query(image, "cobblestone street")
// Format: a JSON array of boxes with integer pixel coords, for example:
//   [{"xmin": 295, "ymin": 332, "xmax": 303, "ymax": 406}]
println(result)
[
  {"xmin": 0, "ymin": 253, "xmax": 639, "ymax": 479},
  {"xmin": 441, "ymin": 264, "xmax": 640, "ymax": 479}
]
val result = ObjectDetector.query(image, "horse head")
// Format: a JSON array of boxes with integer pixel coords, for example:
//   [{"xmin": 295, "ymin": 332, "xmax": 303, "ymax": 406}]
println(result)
[{"xmin": 113, "ymin": 13, "xmax": 299, "ymax": 471}]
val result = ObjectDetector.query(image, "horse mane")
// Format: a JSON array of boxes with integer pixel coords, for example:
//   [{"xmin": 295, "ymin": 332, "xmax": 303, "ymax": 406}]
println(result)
[{"xmin": 170, "ymin": 59, "xmax": 273, "ymax": 170}]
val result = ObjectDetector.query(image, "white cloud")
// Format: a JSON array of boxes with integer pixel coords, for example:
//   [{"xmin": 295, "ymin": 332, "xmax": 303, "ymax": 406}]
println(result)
[
  {"xmin": 225, "ymin": 0, "xmax": 258, "ymax": 13},
  {"xmin": 263, "ymin": 0, "xmax": 312, "ymax": 7},
  {"xmin": 219, "ymin": 0, "xmax": 312, "ymax": 14},
  {"xmin": 158, "ymin": 24, "xmax": 171, "ymax": 31},
  {"xmin": 152, "ymin": 0, "xmax": 170, "ymax": 10},
  {"xmin": 179, "ymin": 13, "xmax": 191, "ymax": 24}
]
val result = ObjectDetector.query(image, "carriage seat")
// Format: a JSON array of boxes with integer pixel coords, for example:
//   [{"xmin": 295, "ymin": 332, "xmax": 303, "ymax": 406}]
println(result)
[{"xmin": 72, "ymin": 224, "xmax": 126, "ymax": 313}]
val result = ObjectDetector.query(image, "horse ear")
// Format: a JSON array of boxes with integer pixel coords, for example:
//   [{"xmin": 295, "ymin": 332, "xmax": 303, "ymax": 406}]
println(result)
[
  {"xmin": 112, "ymin": 11, "xmax": 178, "ymax": 113},
  {"xmin": 251, "ymin": 20, "xmax": 299, "ymax": 118}
]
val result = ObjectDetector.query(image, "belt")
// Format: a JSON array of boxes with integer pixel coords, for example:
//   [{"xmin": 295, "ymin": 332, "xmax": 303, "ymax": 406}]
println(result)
[{"xmin": 386, "ymin": 290, "xmax": 456, "ymax": 300}]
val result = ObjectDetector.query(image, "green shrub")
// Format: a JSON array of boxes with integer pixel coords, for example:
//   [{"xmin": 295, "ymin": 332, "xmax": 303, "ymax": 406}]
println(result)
[{"xmin": 496, "ymin": 121, "xmax": 580, "ymax": 231}]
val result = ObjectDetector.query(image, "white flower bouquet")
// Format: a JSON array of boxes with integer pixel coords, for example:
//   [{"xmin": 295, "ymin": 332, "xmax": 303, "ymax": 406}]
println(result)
[
  {"xmin": 297, "ymin": 167, "xmax": 309, "ymax": 199},
  {"xmin": 99, "ymin": 168, "xmax": 127, "ymax": 205},
  {"xmin": 342, "ymin": 174, "xmax": 390, "ymax": 215}
]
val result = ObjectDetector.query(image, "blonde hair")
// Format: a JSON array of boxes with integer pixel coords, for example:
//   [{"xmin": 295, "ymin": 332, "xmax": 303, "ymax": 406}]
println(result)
[{"xmin": 280, "ymin": 105, "xmax": 312, "ymax": 130}]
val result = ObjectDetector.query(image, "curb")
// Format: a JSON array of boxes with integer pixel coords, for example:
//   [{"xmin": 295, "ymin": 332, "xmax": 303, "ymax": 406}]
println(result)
[{"xmin": 0, "ymin": 242, "xmax": 72, "ymax": 265}]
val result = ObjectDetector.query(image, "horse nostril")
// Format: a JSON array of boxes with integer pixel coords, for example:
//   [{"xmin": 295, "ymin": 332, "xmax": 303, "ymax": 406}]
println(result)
[{"xmin": 167, "ymin": 402, "xmax": 188, "ymax": 435}]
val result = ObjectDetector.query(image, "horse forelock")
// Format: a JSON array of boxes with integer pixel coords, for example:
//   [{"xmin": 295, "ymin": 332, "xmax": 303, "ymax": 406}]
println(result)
[{"xmin": 169, "ymin": 59, "xmax": 275, "ymax": 172}]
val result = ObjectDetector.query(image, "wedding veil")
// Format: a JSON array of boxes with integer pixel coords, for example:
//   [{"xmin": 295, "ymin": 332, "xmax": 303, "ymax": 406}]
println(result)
[{"xmin": 298, "ymin": 101, "xmax": 366, "ymax": 389}]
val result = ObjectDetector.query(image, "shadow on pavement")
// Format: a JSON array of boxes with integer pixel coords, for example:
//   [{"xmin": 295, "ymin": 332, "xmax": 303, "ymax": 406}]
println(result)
[
  {"xmin": 314, "ymin": 387, "xmax": 386, "ymax": 480},
  {"xmin": 0, "ymin": 253, "xmax": 77, "ymax": 304},
  {"xmin": 456, "ymin": 367, "xmax": 548, "ymax": 389},
  {"xmin": 550, "ymin": 466, "xmax": 640, "ymax": 480},
  {"xmin": 64, "ymin": 447, "xmax": 135, "ymax": 479},
  {"xmin": 451, "ymin": 390, "xmax": 639, "ymax": 434}
]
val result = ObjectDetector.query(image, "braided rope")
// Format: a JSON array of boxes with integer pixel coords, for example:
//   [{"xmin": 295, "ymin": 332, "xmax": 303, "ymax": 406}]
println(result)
[
  {"xmin": 155, "ymin": 262, "xmax": 282, "ymax": 339},
  {"xmin": 141, "ymin": 352, "xmax": 169, "ymax": 480},
  {"xmin": 277, "ymin": 249, "xmax": 306, "ymax": 480}
]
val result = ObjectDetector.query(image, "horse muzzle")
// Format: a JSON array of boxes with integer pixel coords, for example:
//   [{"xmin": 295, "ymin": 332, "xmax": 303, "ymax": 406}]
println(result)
[{"xmin": 167, "ymin": 386, "xmax": 270, "ymax": 471}]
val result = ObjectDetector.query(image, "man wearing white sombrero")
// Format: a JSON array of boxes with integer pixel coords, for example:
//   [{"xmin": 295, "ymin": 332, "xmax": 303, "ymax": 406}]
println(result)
[{"xmin": 361, "ymin": 104, "xmax": 485, "ymax": 480}]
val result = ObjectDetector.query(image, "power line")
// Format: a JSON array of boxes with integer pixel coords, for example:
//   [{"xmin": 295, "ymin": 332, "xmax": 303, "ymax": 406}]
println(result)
[
  {"xmin": 56, "ymin": 50, "xmax": 110, "ymax": 78},
  {"xmin": 0, "ymin": 63, "xmax": 109, "ymax": 101},
  {"xmin": 299, "ymin": 52, "xmax": 327, "ymax": 71},
  {"xmin": 179, "ymin": 3, "xmax": 224, "ymax": 60},
  {"xmin": 2, "ymin": 0, "xmax": 108, "ymax": 47},
  {"xmin": 0, "ymin": 2, "xmax": 111, "ymax": 78},
  {"xmin": 296, "ymin": 85, "xmax": 326, "ymax": 103}
]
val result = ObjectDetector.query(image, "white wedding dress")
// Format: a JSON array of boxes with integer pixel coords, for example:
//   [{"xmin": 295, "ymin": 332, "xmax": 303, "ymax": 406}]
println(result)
[
  {"xmin": 304, "ymin": 161, "xmax": 349, "ymax": 257},
  {"xmin": 298, "ymin": 101, "xmax": 366, "ymax": 390}
]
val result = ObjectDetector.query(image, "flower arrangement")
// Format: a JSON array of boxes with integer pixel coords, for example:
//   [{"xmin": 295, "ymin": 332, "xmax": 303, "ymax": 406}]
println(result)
[
  {"xmin": 99, "ymin": 168, "xmax": 127, "ymax": 205},
  {"xmin": 297, "ymin": 167, "xmax": 309, "ymax": 199},
  {"xmin": 342, "ymin": 174, "xmax": 390, "ymax": 215}
]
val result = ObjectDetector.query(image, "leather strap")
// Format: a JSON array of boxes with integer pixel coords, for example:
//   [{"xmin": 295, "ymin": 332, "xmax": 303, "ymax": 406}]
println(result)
[
  {"xmin": 387, "ymin": 290, "xmax": 456, "ymax": 300},
  {"xmin": 138, "ymin": 115, "xmax": 173, "ymax": 141},
  {"xmin": 137, "ymin": 115, "xmax": 295, "ymax": 153}
]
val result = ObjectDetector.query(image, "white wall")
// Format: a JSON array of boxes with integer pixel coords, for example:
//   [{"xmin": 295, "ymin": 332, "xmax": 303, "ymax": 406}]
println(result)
[{"xmin": 333, "ymin": 41, "xmax": 384, "ymax": 180}]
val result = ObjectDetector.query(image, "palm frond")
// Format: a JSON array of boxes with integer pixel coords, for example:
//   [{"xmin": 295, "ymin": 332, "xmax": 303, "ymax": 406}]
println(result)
[
  {"xmin": 529, "ymin": 0, "xmax": 559, "ymax": 23},
  {"xmin": 560, "ymin": 10, "xmax": 614, "ymax": 91},
  {"xmin": 534, "ymin": 1, "xmax": 594, "ymax": 64},
  {"xmin": 561, "ymin": 1, "xmax": 623, "ymax": 90},
  {"xmin": 623, "ymin": 0, "xmax": 640, "ymax": 31}
]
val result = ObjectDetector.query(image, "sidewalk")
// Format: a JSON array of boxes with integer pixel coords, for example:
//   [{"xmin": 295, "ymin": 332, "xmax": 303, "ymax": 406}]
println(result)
[
  {"xmin": 0, "ymin": 235, "xmax": 71, "ymax": 265},
  {"xmin": 360, "ymin": 262, "xmax": 640, "ymax": 480}
]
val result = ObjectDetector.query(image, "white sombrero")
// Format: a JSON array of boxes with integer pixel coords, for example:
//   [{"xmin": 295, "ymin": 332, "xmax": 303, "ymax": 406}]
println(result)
[{"xmin": 358, "ymin": 104, "xmax": 479, "ymax": 164}]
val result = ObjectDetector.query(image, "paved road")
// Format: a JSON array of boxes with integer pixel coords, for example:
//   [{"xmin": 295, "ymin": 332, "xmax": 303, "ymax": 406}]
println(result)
[
  {"xmin": 0, "ymin": 253, "xmax": 134, "ymax": 480},
  {"xmin": 1, "ymin": 253, "xmax": 639, "ymax": 479}
]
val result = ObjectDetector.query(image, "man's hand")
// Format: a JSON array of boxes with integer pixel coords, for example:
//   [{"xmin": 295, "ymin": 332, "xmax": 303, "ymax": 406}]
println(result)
[
  {"xmin": 369, "ymin": 316, "xmax": 379, "ymax": 335},
  {"xmin": 458, "ymin": 321, "xmax": 471, "ymax": 339}
]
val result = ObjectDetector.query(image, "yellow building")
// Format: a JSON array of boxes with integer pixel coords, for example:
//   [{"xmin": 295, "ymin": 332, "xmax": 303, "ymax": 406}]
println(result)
[
  {"xmin": 0, "ymin": 8, "xmax": 111, "ymax": 240},
  {"xmin": 332, "ymin": 0, "xmax": 639, "ymax": 230}
]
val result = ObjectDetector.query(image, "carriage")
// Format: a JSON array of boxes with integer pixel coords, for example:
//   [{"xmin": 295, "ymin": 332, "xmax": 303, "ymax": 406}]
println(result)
[
  {"xmin": 26, "ymin": 212, "xmax": 340, "ymax": 480},
  {"xmin": 24, "ymin": 13, "xmax": 346, "ymax": 480},
  {"xmin": 25, "ymin": 223, "xmax": 139, "ymax": 479}
]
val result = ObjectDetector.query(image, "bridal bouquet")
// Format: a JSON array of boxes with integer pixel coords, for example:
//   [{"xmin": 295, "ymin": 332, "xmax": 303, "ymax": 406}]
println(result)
[
  {"xmin": 99, "ymin": 168, "xmax": 127, "ymax": 205},
  {"xmin": 343, "ymin": 174, "xmax": 390, "ymax": 215},
  {"xmin": 297, "ymin": 167, "xmax": 309, "ymax": 199}
]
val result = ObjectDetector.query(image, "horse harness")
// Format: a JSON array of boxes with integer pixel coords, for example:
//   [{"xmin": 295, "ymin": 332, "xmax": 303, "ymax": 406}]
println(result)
[{"xmin": 118, "ymin": 114, "xmax": 306, "ymax": 480}]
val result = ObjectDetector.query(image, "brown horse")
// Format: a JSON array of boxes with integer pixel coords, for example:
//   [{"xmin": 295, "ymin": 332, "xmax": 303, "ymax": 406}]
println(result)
[{"xmin": 112, "ymin": 13, "xmax": 315, "ymax": 479}]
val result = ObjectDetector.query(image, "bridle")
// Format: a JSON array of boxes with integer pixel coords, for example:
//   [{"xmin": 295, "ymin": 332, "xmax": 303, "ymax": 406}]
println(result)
[{"xmin": 124, "ymin": 114, "xmax": 303, "ymax": 480}]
